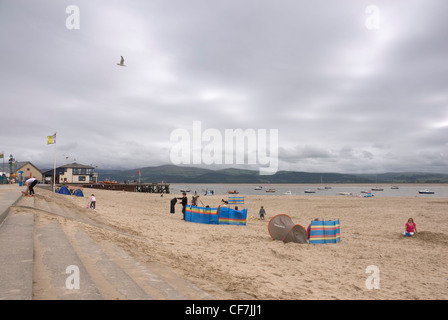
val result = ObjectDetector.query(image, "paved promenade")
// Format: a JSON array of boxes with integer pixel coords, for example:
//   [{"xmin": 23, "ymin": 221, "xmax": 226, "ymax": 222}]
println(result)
[
  {"xmin": 0, "ymin": 184, "xmax": 23, "ymax": 224},
  {"xmin": 0, "ymin": 184, "xmax": 218, "ymax": 300}
]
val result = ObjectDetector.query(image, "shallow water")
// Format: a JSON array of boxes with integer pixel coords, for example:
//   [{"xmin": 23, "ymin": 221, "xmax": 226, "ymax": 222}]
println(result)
[{"xmin": 170, "ymin": 183, "xmax": 448, "ymax": 198}]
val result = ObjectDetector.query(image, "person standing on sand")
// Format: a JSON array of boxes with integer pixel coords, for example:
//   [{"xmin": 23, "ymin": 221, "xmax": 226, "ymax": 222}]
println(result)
[
  {"xmin": 258, "ymin": 206, "xmax": 266, "ymax": 220},
  {"xmin": 191, "ymin": 195, "xmax": 199, "ymax": 207},
  {"xmin": 89, "ymin": 194, "xmax": 96, "ymax": 210},
  {"xmin": 170, "ymin": 197, "xmax": 177, "ymax": 214},
  {"xmin": 404, "ymin": 218, "xmax": 417, "ymax": 236},
  {"xmin": 177, "ymin": 192, "xmax": 188, "ymax": 220}
]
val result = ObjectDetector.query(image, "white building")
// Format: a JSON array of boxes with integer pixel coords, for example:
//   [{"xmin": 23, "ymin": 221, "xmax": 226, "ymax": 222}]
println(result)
[{"xmin": 43, "ymin": 162, "xmax": 97, "ymax": 184}]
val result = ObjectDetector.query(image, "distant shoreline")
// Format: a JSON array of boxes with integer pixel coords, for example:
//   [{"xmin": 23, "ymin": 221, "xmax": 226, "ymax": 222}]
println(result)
[
  {"xmin": 170, "ymin": 182, "xmax": 448, "ymax": 186},
  {"xmin": 169, "ymin": 183, "xmax": 448, "ymax": 198}
]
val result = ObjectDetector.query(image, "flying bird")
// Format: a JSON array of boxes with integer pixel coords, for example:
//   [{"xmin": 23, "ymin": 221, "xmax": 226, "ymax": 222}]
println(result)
[{"xmin": 117, "ymin": 56, "xmax": 126, "ymax": 67}]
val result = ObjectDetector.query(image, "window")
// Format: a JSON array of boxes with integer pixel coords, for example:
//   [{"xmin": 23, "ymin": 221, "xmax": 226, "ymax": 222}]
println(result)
[
  {"xmin": 78, "ymin": 176, "xmax": 86, "ymax": 181},
  {"xmin": 72, "ymin": 168, "xmax": 94, "ymax": 175}
]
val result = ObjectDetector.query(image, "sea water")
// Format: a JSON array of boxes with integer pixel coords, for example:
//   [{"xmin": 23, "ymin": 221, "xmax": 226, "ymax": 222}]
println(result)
[{"xmin": 170, "ymin": 184, "xmax": 448, "ymax": 198}]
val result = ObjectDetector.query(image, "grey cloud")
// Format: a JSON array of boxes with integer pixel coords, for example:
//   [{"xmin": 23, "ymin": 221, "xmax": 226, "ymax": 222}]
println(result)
[{"xmin": 1, "ymin": 0, "xmax": 447, "ymax": 173}]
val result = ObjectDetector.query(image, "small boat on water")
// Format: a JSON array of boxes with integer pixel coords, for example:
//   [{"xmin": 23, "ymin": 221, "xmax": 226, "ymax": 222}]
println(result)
[
  {"xmin": 254, "ymin": 186, "xmax": 263, "ymax": 190},
  {"xmin": 228, "ymin": 190, "xmax": 239, "ymax": 194},
  {"xmin": 418, "ymin": 189, "xmax": 435, "ymax": 194},
  {"xmin": 391, "ymin": 186, "xmax": 399, "ymax": 189},
  {"xmin": 265, "ymin": 189, "xmax": 276, "ymax": 193},
  {"xmin": 304, "ymin": 189, "xmax": 316, "ymax": 194},
  {"xmin": 283, "ymin": 190, "xmax": 292, "ymax": 195},
  {"xmin": 338, "ymin": 192, "xmax": 352, "ymax": 196},
  {"xmin": 317, "ymin": 177, "xmax": 332, "ymax": 190},
  {"xmin": 371, "ymin": 187, "xmax": 384, "ymax": 191}
]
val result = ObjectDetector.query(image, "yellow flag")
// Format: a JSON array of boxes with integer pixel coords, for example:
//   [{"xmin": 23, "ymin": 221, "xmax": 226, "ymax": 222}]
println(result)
[{"xmin": 47, "ymin": 133, "xmax": 56, "ymax": 144}]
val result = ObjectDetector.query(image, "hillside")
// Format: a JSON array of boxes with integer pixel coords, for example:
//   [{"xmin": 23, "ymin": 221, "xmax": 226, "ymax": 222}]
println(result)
[{"xmin": 97, "ymin": 165, "xmax": 448, "ymax": 184}]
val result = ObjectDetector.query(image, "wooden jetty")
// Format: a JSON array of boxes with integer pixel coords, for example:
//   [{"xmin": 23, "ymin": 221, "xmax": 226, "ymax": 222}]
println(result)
[{"xmin": 82, "ymin": 183, "xmax": 170, "ymax": 193}]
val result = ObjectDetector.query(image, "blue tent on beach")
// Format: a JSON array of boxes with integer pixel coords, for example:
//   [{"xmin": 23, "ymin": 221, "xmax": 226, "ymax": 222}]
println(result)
[
  {"xmin": 72, "ymin": 189, "xmax": 84, "ymax": 197},
  {"xmin": 56, "ymin": 185, "xmax": 70, "ymax": 195}
]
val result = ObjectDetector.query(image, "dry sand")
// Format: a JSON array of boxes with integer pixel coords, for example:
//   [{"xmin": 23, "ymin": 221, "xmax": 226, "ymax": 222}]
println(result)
[{"xmin": 37, "ymin": 187, "xmax": 448, "ymax": 300}]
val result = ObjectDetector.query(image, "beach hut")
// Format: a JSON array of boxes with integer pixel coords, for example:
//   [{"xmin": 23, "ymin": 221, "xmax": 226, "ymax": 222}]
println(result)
[
  {"xmin": 268, "ymin": 214, "xmax": 308, "ymax": 244},
  {"xmin": 72, "ymin": 188, "xmax": 84, "ymax": 197},
  {"xmin": 56, "ymin": 185, "xmax": 70, "ymax": 195}
]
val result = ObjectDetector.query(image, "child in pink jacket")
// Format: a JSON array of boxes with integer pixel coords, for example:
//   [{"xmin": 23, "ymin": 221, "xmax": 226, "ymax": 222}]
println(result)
[
  {"xmin": 404, "ymin": 218, "xmax": 417, "ymax": 236},
  {"xmin": 89, "ymin": 194, "xmax": 96, "ymax": 209}
]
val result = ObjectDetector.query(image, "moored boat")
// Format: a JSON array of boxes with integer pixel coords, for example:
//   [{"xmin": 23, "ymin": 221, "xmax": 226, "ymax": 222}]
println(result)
[{"xmin": 418, "ymin": 189, "xmax": 434, "ymax": 194}]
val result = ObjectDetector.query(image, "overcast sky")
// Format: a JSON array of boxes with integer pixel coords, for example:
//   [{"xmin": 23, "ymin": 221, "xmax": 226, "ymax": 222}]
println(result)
[{"xmin": 1, "ymin": 0, "xmax": 447, "ymax": 174}]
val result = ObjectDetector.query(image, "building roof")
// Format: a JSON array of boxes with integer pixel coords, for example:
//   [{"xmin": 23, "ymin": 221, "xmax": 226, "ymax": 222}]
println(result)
[
  {"xmin": 58, "ymin": 162, "xmax": 94, "ymax": 169},
  {"xmin": 42, "ymin": 162, "xmax": 96, "ymax": 176},
  {"xmin": 1, "ymin": 161, "xmax": 43, "ymax": 174}
]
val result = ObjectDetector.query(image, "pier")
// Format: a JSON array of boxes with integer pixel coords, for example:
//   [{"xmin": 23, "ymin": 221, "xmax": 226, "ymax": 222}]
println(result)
[{"xmin": 82, "ymin": 183, "xmax": 170, "ymax": 194}]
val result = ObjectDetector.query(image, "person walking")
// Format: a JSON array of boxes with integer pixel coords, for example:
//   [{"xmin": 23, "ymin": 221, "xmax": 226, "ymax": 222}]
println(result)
[{"xmin": 89, "ymin": 194, "xmax": 96, "ymax": 210}]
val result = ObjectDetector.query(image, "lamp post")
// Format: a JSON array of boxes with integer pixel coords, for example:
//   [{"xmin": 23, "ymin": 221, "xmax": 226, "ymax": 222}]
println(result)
[{"xmin": 8, "ymin": 154, "xmax": 15, "ymax": 183}]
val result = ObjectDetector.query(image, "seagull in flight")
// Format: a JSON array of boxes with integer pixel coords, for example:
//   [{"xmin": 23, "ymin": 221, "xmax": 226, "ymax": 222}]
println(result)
[{"xmin": 117, "ymin": 56, "xmax": 126, "ymax": 67}]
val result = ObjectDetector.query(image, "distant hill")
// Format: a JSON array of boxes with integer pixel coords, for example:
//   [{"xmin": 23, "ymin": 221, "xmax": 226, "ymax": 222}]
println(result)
[
  {"xmin": 355, "ymin": 172, "xmax": 448, "ymax": 184},
  {"xmin": 97, "ymin": 165, "xmax": 448, "ymax": 184}
]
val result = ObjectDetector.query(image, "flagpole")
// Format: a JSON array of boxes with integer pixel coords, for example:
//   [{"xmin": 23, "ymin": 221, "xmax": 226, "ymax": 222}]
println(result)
[
  {"xmin": 2, "ymin": 152, "xmax": 4, "ymax": 184},
  {"xmin": 52, "ymin": 133, "xmax": 57, "ymax": 192}
]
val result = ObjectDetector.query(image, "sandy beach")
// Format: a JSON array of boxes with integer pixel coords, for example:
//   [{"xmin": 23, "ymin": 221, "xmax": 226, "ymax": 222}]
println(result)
[{"xmin": 34, "ymin": 186, "xmax": 448, "ymax": 300}]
